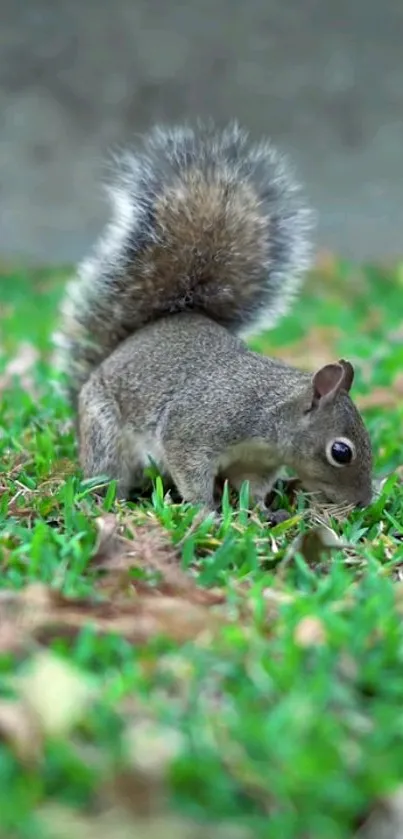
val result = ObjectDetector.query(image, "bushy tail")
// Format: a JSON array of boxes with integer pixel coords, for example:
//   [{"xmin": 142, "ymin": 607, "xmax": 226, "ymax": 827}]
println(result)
[{"xmin": 53, "ymin": 120, "xmax": 314, "ymax": 403}]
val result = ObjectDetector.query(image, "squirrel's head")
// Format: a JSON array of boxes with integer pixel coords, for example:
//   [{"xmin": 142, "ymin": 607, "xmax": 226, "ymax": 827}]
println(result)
[{"xmin": 289, "ymin": 359, "xmax": 373, "ymax": 509}]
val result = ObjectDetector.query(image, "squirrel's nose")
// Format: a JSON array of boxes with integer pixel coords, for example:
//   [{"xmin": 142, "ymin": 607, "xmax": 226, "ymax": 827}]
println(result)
[{"xmin": 355, "ymin": 492, "xmax": 374, "ymax": 510}]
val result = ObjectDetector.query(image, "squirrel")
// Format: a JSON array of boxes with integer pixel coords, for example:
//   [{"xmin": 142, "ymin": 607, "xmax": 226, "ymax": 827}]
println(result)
[{"xmin": 53, "ymin": 120, "xmax": 373, "ymax": 518}]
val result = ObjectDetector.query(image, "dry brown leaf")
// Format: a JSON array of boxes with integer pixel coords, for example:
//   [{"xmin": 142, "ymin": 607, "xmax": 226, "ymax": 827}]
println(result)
[
  {"xmin": 0, "ymin": 342, "xmax": 39, "ymax": 394},
  {"xmin": 15, "ymin": 651, "xmax": 96, "ymax": 737},
  {"xmin": 273, "ymin": 326, "xmax": 341, "ymax": 370},
  {"xmin": 0, "ymin": 615, "xmax": 27, "ymax": 654},
  {"xmin": 360, "ymin": 308, "xmax": 384, "ymax": 333},
  {"xmin": 36, "ymin": 803, "xmax": 252, "ymax": 839},
  {"xmin": 294, "ymin": 616, "xmax": 326, "ymax": 647},
  {"xmin": 261, "ymin": 588, "xmax": 295, "ymax": 623},
  {"xmin": 0, "ymin": 652, "xmax": 96, "ymax": 764},
  {"xmin": 356, "ymin": 373, "xmax": 403, "ymax": 410},
  {"xmin": 92, "ymin": 514, "xmax": 226, "ymax": 607},
  {"xmin": 315, "ymin": 249, "xmax": 340, "ymax": 276},
  {"xmin": 357, "ymin": 787, "xmax": 403, "ymax": 839},
  {"xmin": 357, "ymin": 389, "xmax": 395, "ymax": 410},
  {"xmin": 387, "ymin": 324, "xmax": 403, "ymax": 345},
  {"xmin": 0, "ymin": 515, "xmax": 296, "ymax": 661},
  {"xmin": 101, "ymin": 725, "xmax": 187, "ymax": 823},
  {"xmin": 125, "ymin": 720, "xmax": 184, "ymax": 775},
  {"xmin": 393, "ymin": 584, "xmax": 403, "ymax": 615},
  {"xmin": 103, "ymin": 767, "xmax": 165, "ymax": 819},
  {"xmin": 262, "ymin": 588, "xmax": 294, "ymax": 606},
  {"xmin": 0, "ymin": 582, "xmax": 225, "ymax": 651},
  {"xmin": 285, "ymin": 525, "xmax": 344, "ymax": 567},
  {"xmin": 0, "ymin": 699, "xmax": 42, "ymax": 764},
  {"xmin": 93, "ymin": 513, "xmax": 123, "ymax": 565}
]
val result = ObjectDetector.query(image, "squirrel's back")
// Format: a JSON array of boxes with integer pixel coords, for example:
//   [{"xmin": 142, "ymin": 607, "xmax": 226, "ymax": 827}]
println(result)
[{"xmin": 53, "ymin": 121, "xmax": 313, "ymax": 403}]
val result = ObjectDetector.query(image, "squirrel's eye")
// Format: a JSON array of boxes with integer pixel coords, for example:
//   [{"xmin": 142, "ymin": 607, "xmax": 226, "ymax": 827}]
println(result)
[{"xmin": 326, "ymin": 438, "xmax": 355, "ymax": 467}]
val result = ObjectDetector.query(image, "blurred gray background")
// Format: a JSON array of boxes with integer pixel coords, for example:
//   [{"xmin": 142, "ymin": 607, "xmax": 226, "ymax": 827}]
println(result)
[{"xmin": 1, "ymin": 0, "xmax": 402, "ymax": 265}]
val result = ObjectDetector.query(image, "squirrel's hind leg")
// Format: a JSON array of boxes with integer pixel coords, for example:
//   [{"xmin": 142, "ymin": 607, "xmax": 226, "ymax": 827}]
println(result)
[{"xmin": 78, "ymin": 377, "xmax": 139, "ymax": 499}]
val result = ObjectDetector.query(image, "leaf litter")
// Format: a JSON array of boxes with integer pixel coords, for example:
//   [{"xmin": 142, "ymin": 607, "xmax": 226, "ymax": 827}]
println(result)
[
  {"xmin": 0, "ymin": 507, "xmax": 378, "ymax": 661},
  {"xmin": 0, "ymin": 509, "xmax": 395, "ymax": 835},
  {"xmin": 0, "ymin": 648, "xmax": 252, "ymax": 838},
  {"xmin": 92, "ymin": 512, "xmax": 227, "ymax": 606},
  {"xmin": 0, "ymin": 341, "xmax": 39, "ymax": 394}
]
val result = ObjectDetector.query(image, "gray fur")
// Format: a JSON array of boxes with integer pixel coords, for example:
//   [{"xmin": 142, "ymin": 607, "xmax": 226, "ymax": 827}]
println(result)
[
  {"xmin": 78, "ymin": 314, "xmax": 372, "ymax": 511},
  {"xmin": 53, "ymin": 120, "xmax": 313, "ymax": 402},
  {"xmin": 53, "ymin": 121, "xmax": 373, "ymax": 514}
]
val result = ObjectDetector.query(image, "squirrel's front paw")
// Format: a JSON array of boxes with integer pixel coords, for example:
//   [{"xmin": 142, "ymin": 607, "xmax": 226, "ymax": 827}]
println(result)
[
  {"xmin": 253, "ymin": 500, "xmax": 291, "ymax": 526},
  {"xmin": 264, "ymin": 508, "xmax": 291, "ymax": 526}
]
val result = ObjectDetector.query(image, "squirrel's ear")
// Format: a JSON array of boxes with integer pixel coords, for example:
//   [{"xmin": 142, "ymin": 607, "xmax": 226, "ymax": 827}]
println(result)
[
  {"xmin": 311, "ymin": 362, "xmax": 350, "ymax": 407},
  {"xmin": 338, "ymin": 358, "xmax": 354, "ymax": 392}
]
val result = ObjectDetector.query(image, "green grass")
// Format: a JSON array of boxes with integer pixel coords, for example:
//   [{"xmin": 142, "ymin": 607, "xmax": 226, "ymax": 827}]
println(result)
[{"xmin": 1, "ymin": 263, "xmax": 403, "ymax": 838}]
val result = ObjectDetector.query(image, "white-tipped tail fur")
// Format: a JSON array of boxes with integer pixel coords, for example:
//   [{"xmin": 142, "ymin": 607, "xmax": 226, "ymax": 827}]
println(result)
[{"xmin": 53, "ymin": 120, "xmax": 314, "ymax": 403}]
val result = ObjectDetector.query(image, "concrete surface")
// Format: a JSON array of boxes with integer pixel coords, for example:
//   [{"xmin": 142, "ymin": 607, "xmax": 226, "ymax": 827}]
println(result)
[{"xmin": 1, "ymin": 0, "xmax": 403, "ymax": 265}]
